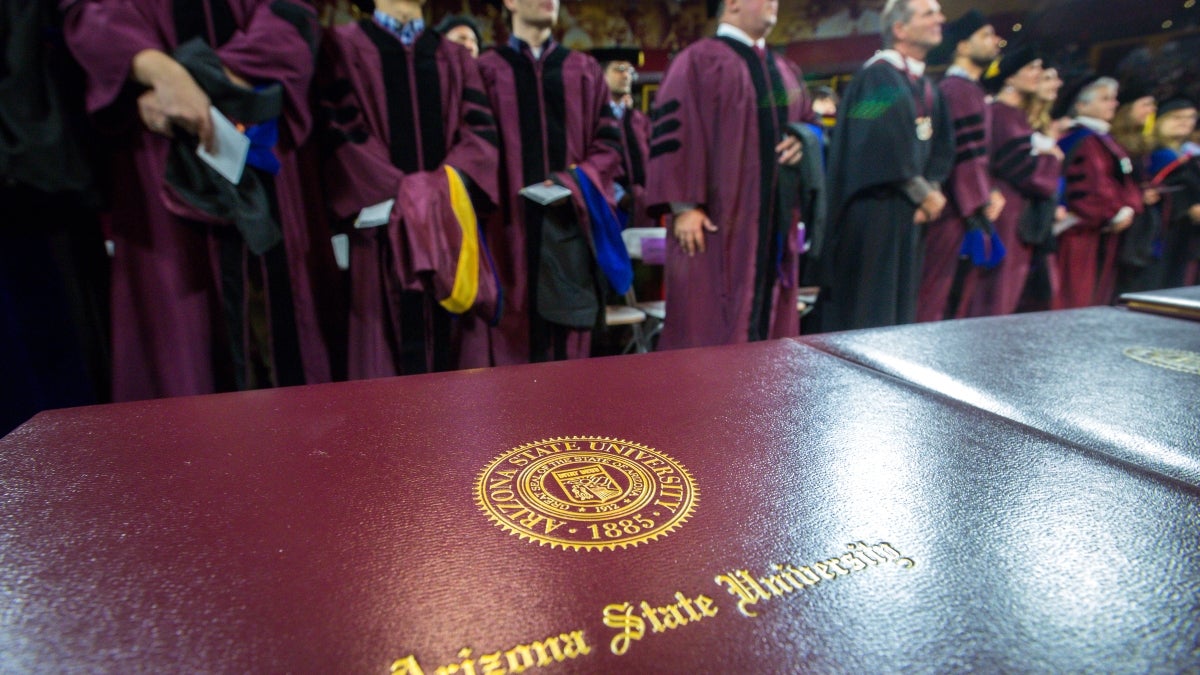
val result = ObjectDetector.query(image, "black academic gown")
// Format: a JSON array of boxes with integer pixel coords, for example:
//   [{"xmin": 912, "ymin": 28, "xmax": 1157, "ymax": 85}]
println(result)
[{"xmin": 819, "ymin": 57, "xmax": 954, "ymax": 331}]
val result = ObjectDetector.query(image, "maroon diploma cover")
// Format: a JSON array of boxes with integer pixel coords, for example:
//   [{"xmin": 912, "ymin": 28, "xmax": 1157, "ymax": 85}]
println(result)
[{"xmin": 2, "ymin": 338, "xmax": 1199, "ymax": 671}]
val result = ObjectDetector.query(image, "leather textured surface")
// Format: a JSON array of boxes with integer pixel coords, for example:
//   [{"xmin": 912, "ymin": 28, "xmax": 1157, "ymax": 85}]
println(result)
[
  {"xmin": 800, "ymin": 307, "xmax": 1200, "ymax": 489},
  {"xmin": 2, "ymin": 339, "xmax": 1199, "ymax": 672}
]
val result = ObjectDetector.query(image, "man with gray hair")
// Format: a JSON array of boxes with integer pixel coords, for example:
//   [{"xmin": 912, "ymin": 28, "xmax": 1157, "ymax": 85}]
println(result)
[{"xmin": 817, "ymin": 0, "xmax": 955, "ymax": 331}]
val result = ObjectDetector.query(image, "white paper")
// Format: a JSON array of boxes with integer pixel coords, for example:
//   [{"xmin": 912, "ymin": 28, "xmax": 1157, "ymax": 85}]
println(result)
[
  {"xmin": 1052, "ymin": 213, "xmax": 1081, "ymax": 236},
  {"xmin": 330, "ymin": 233, "xmax": 350, "ymax": 271},
  {"xmin": 196, "ymin": 106, "xmax": 250, "ymax": 185},
  {"xmin": 355, "ymin": 199, "xmax": 395, "ymax": 229},
  {"xmin": 519, "ymin": 182, "xmax": 572, "ymax": 206}
]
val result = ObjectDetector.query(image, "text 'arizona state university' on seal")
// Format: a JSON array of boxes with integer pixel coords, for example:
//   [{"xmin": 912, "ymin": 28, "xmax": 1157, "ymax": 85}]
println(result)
[{"xmin": 476, "ymin": 437, "xmax": 699, "ymax": 551}]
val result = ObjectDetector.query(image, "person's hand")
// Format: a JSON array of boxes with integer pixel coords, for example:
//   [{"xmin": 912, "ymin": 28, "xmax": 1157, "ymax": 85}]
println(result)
[
  {"xmin": 137, "ymin": 90, "xmax": 172, "ymax": 139},
  {"xmin": 1055, "ymin": 205, "xmax": 1068, "ymax": 222},
  {"xmin": 1109, "ymin": 211, "xmax": 1135, "ymax": 233},
  {"xmin": 673, "ymin": 208, "xmax": 717, "ymax": 256},
  {"xmin": 916, "ymin": 189, "xmax": 946, "ymax": 224},
  {"xmin": 132, "ymin": 49, "xmax": 215, "ymax": 152},
  {"xmin": 1189, "ymin": 203, "xmax": 1200, "ymax": 224},
  {"xmin": 984, "ymin": 190, "xmax": 1005, "ymax": 222},
  {"xmin": 1143, "ymin": 188, "xmax": 1161, "ymax": 207},
  {"xmin": 776, "ymin": 134, "xmax": 802, "ymax": 166}
]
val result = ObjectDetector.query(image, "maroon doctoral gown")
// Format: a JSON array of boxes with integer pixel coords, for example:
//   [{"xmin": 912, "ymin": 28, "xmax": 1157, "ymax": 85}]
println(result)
[
  {"xmin": 917, "ymin": 72, "xmax": 993, "ymax": 322},
  {"xmin": 62, "ymin": 0, "xmax": 333, "ymax": 401},
  {"xmin": 617, "ymin": 106, "xmax": 654, "ymax": 230},
  {"xmin": 965, "ymin": 101, "xmax": 1061, "ymax": 317},
  {"xmin": 462, "ymin": 40, "xmax": 622, "ymax": 367},
  {"xmin": 317, "ymin": 21, "xmax": 499, "ymax": 378},
  {"xmin": 1055, "ymin": 127, "xmax": 1143, "ymax": 309},
  {"xmin": 645, "ymin": 37, "xmax": 811, "ymax": 349}
]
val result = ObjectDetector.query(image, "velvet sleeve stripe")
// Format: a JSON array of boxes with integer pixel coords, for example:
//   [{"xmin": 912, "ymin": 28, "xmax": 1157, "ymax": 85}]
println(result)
[
  {"xmin": 1065, "ymin": 190, "xmax": 1090, "ymax": 201},
  {"xmin": 651, "ymin": 99, "xmax": 680, "ymax": 121},
  {"xmin": 463, "ymin": 88, "xmax": 490, "ymax": 107},
  {"xmin": 474, "ymin": 129, "xmax": 500, "ymax": 149},
  {"xmin": 599, "ymin": 104, "xmax": 616, "ymax": 119},
  {"xmin": 1064, "ymin": 172, "xmax": 1086, "ymax": 184},
  {"xmin": 597, "ymin": 125, "xmax": 622, "ymax": 143},
  {"xmin": 992, "ymin": 136, "xmax": 1031, "ymax": 166},
  {"xmin": 651, "ymin": 118, "xmax": 681, "ymax": 140},
  {"xmin": 955, "ymin": 146, "xmax": 987, "ymax": 165},
  {"xmin": 465, "ymin": 109, "xmax": 496, "ymax": 128},
  {"xmin": 955, "ymin": 129, "xmax": 986, "ymax": 147},
  {"xmin": 649, "ymin": 139, "xmax": 682, "ymax": 159},
  {"xmin": 953, "ymin": 113, "xmax": 984, "ymax": 130}
]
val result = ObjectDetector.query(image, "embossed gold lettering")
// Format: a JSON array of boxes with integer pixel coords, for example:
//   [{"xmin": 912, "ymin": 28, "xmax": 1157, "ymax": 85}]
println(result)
[
  {"xmin": 477, "ymin": 651, "xmax": 503, "ymax": 674},
  {"xmin": 715, "ymin": 570, "xmax": 770, "ymax": 617},
  {"xmin": 758, "ymin": 572, "xmax": 794, "ymax": 596},
  {"xmin": 392, "ymin": 656, "xmax": 425, "ymax": 674},
  {"xmin": 715, "ymin": 542, "xmax": 915, "ymax": 619},
  {"xmin": 603, "ymin": 593, "xmax": 716, "ymax": 655},
  {"xmin": 603, "ymin": 603, "xmax": 645, "ymax": 655},
  {"xmin": 841, "ymin": 552, "xmax": 866, "ymax": 571}
]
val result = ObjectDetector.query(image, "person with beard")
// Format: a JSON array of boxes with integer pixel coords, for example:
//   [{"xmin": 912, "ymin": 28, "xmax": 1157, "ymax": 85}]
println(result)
[
  {"xmin": 460, "ymin": 0, "xmax": 623, "ymax": 365},
  {"xmin": 819, "ymin": 0, "xmax": 954, "ymax": 331},
  {"xmin": 645, "ymin": 0, "xmax": 813, "ymax": 349},
  {"xmin": 317, "ymin": 0, "xmax": 501, "ymax": 378},
  {"xmin": 591, "ymin": 46, "xmax": 652, "ymax": 230},
  {"xmin": 916, "ymin": 9, "xmax": 1004, "ymax": 321},
  {"xmin": 964, "ymin": 48, "xmax": 1063, "ymax": 317},
  {"xmin": 1053, "ymin": 74, "xmax": 1142, "ymax": 309}
]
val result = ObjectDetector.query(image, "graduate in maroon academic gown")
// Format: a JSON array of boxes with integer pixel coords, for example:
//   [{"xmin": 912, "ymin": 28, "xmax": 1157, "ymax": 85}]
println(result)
[
  {"xmin": 317, "ymin": 0, "xmax": 500, "ymax": 378},
  {"xmin": 965, "ymin": 48, "xmax": 1063, "ymax": 317},
  {"xmin": 460, "ymin": 0, "xmax": 623, "ymax": 366},
  {"xmin": 1054, "ymin": 75, "xmax": 1142, "ymax": 309},
  {"xmin": 591, "ymin": 47, "xmax": 653, "ymax": 231},
  {"xmin": 917, "ymin": 9, "xmax": 1003, "ymax": 322},
  {"xmin": 61, "ymin": 0, "xmax": 333, "ymax": 401},
  {"xmin": 645, "ymin": 0, "xmax": 811, "ymax": 349},
  {"xmin": 819, "ymin": 0, "xmax": 954, "ymax": 332}
]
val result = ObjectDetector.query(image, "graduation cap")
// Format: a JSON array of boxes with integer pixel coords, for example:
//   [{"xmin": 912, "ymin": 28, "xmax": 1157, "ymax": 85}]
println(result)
[
  {"xmin": 1051, "ymin": 69, "xmax": 1103, "ymax": 120},
  {"xmin": 589, "ymin": 46, "xmax": 644, "ymax": 68},
  {"xmin": 434, "ymin": 14, "xmax": 484, "ymax": 48},
  {"xmin": 981, "ymin": 45, "xmax": 1040, "ymax": 94},
  {"xmin": 707, "ymin": 0, "xmax": 722, "ymax": 19},
  {"xmin": 928, "ymin": 9, "xmax": 988, "ymax": 66},
  {"xmin": 350, "ymin": 0, "xmax": 374, "ymax": 14},
  {"xmin": 1117, "ymin": 76, "xmax": 1155, "ymax": 106},
  {"xmin": 1156, "ymin": 96, "xmax": 1197, "ymax": 117}
]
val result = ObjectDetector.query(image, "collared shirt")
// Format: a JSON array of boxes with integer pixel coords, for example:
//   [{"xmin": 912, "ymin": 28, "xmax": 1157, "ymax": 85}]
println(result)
[
  {"xmin": 866, "ymin": 49, "xmax": 927, "ymax": 78},
  {"xmin": 373, "ymin": 10, "xmax": 424, "ymax": 46},
  {"xmin": 1074, "ymin": 116, "xmax": 1112, "ymax": 135},
  {"xmin": 608, "ymin": 100, "xmax": 625, "ymax": 121},
  {"xmin": 945, "ymin": 65, "xmax": 976, "ymax": 81},
  {"xmin": 716, "ymin": 22, "xmax": 766, "ymax": 50},
  {"xmin": 508, "ymin": 34, "xmax": 554, "ymax": 60}
]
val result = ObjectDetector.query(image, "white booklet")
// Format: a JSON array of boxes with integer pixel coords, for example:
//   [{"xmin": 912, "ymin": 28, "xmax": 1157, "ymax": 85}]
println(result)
[
  {"xmin": 519, "ymin": 182, "xmax": 572, "ymax": 206},
  {"xmin": 355, "ymin": 199, "xmax": 395, "ymax": 229},
  {"xmin": 196, "ymin": 106, "xmax": 250, "ymax": 185}
]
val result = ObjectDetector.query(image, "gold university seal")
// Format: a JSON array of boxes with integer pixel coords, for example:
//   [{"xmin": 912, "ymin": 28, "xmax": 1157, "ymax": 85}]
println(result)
[
  {"xmin": 476, "ymin": 437, "xmax": 698, "ymax": 551},
  {"xmin": 1123, "ymin": 347, "xmax": 1200, "ymax": 376}
]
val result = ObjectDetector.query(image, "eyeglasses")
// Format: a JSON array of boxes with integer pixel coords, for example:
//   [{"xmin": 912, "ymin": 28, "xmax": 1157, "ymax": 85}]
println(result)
[{"xmin": 608, "ymin": 64, "xmax": 637, "ymax": 76}]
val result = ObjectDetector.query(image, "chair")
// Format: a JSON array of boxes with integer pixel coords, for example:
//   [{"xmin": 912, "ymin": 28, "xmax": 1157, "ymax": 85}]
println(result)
[{"xmin": 621, "ymin": 227, "xmax": 668, "ymax": 352}]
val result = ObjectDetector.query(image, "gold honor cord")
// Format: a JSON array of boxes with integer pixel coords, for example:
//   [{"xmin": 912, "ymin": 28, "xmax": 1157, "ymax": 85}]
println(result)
[{"xmin": 440, "ymin": 166, "xmax": 480, "ymax": 314}]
